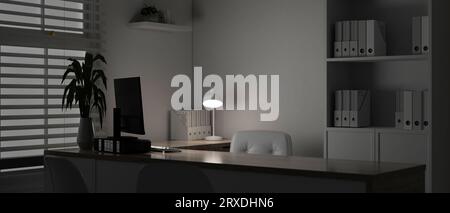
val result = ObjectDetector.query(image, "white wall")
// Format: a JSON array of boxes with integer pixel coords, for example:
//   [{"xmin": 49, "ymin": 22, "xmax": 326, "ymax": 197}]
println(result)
[
  {"xmin": 100, "ymin": 0, "xmax": 327, "ymax": 157},
  {"xmin": 100, "ymin": 0, "xmax": 192, "ymax": 141},
  {"xmin": 193, "ymin": 0, "xmax": 326, "ymax": 157}
]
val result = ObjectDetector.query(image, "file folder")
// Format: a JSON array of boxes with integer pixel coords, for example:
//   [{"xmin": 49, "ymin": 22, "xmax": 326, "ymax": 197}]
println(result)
[
  {"xmin": 358, "ymin": 20, "xmax": 367, "ymax": 57},
  {"xmin": 342, "ymin": 21, "xmax": 351, "ymax": 57},
  {"xmin": 342, "ymin": 42, "xmax": 350, "ymax": 57},
  {"xmin": 206, "ymin": 110, "xmax": 211, "ymax": 126},
  {"xmin": 395, "ymin": 91, "xmax": 404, "ymax": 129},
  {"xmin": 421, "ymin": 16, "xmax": 430, "ymax": 54},
  {"xmin": 350, "ymin": 90, "xmax": 371, "ymax": 128},
  {"xmin": 422, "ymin": 90, "xmax": 431, "ymax": 130},
  {"xmin": 191, "ymin": 110, "xmax": 196, "ymax": 127},
  {"xmin": 196, "ymin": 110, "xmax": 201, "ymax": 127},
  {"xmin": 334, "ymin": 90, "xmax": 343, "ymax": 127},
  {"xmin": 171, "ymin": 110, "xmax": 212, "ymax": 140},
  {"xmin": 334, "ymin": 42, "xmax": 343, "ymax": 58},
  {"xmin": 403, "ymin": 91, "xmax": 413, "ymax": 130},
  {"xmin": 334, "ymin": 21, "xmax": 343, "ymax": 58},
  {"xmin": 186, "ymin": 111, "xmax": 192, "ymax": 127},
  {"xmin": 412, "ymin": 91, "xmax": 423, "ymax": 130},
  {"xmin": 366, "ymin": 20, "xmax": 386, "ymax": 56},
  {"xmin": 350, "ymin": 21, "xmax": 359, "ymax": 57},
  {"xmin": 350, "ymin": 90, "xmax": 359, "ymax": 127},
  {"xmin": 412, "ymin": 17, "xmax": 422, "ymax": 55},
  {"xmin": 342, "ymin": 90, "xmax": 351, "ymax": 127},
  {"xmin": 205, "ymin": 110, "xmax": 209, "ymax": 126},
  {"xmin": 360, "ymin": 90, "xmax": 371, "ymax": 127},
  {"xmin": 200, "ymin": 110, "xmax": 205, "ymax": 126},
  {"xmin": 203, "ymin": 110, "xmax": 207, "ymax": 126}
]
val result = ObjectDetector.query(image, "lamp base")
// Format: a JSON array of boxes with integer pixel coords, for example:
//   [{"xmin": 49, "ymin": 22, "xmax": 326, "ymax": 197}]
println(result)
[{"xmin": 204, "ymin": 136, "xmax": 223, "ymax": 141}]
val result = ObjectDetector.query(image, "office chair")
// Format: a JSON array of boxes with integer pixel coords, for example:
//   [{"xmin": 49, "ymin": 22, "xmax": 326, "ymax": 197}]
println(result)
[
  {"xmin": 45, "ymin": 157, "xmax": 88, "ymax": 193},
  {"xmin": 231, "ymin": 131, "xmax": 293, "ymax": 156},
  {"xmin": 137, "ymin": 162, "xmax": 214, "ymax": 193}
]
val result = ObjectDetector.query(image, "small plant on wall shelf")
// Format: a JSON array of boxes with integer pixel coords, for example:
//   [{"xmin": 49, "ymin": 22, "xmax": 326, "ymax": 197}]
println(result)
[{"xmin": 138, "ymin": 3, "xmax": 166, "ymax": 23}]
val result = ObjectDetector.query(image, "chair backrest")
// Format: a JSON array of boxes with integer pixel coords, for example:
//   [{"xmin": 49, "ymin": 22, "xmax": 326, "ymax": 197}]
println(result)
[
  {"xmin": 45, "ymin": 157, "xmax": 88, "ymax": 193},
  {"xmin": 231, "ymin": 131, "xmax": 293, "ymax": 156},
  {"xmin": 137, "ymin": 162, "xmax": 213, "ymax": 193}
]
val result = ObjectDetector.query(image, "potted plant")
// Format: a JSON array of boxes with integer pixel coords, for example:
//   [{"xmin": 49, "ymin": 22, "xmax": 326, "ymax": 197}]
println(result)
[
  {"xmin": 141, "ymin": 4, "xmax": 163, "ymax": 22},
  {"xmin": 62, "ymin": 52, "xmax": 107, "ymax": 150},
  {"xmin": 131, "ymin": 3, "xmax": 166, "ymax": 23}
]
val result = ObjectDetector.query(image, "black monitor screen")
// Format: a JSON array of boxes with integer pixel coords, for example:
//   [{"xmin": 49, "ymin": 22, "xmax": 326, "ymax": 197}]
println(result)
[{"xmin": 114, "ymin": 77, "xmax": 145, "ymax": 135}]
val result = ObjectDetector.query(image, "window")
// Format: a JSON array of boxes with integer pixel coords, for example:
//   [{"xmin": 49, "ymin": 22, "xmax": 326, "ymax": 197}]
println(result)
[{"xmin": 0, "ymin": 0, "xmax": 100, "ymax": 172}]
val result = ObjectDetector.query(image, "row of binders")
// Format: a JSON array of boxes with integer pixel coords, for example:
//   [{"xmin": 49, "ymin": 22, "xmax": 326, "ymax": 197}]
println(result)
[
  {"xmin": 334, "ymin": 20, "xmax": 386, "ymax": 58},
  {"xmin": 396, "ymin": 90, "xmax": 430, "ymax": 131},
  {"xmin": 170, "ymin": 110, "xmax": 212, "ymax": 140},
  {"xmin": 412, "ymin": 16, "xmax": 430, "ymax": 55},
  {"xmin": 334, "ymin": 90, "xmax": 371, "ymax": 128}
]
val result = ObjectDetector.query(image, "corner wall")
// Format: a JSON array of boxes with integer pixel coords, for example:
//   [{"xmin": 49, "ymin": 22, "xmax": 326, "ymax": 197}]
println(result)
[{"xmin": 100, "ymin": 0, "xmax": 193, "ymax": 141}]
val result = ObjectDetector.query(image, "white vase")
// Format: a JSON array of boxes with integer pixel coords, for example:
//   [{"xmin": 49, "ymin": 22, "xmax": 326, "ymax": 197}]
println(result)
[{"xmin": 77, "ymin": 118, "xmax": 94, "ymax": 150}]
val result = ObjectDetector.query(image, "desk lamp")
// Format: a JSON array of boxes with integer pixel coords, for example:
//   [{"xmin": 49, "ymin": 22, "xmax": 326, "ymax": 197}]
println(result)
[{"xmin": 203, "ymin": 99, "xmax": 223, "ymax": 141}]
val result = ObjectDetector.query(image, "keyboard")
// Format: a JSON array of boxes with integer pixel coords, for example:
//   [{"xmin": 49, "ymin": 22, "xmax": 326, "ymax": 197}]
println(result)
[{"xmin": 150, "ymin": 146, "xmax": 182, "ymax": 153}]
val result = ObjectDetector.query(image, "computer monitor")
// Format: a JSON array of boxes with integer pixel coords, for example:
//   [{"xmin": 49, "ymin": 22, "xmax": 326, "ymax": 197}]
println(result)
[{"xmin": 114, "ymin": 77, "xmax": 145, "ymax": 136}]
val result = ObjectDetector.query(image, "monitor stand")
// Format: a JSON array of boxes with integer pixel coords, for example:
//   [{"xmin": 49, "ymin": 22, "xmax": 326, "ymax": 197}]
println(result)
[
  {"xmin": 111, "ymin": 108, "xmax": 140, "ymax": 141},
  {"xmin": 111, "ymin": 107, "xmax": 180, "ymax": 153}
]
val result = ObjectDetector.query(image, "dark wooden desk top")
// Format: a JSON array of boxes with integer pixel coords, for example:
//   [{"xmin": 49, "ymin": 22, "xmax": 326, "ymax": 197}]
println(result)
[
  {"xmin": 45, "ymin": 148, "xmax": 425, "ymax": 182},
  {"xmin": 151, "ymin": 140, "xmax": 231, "ymax": 148}
]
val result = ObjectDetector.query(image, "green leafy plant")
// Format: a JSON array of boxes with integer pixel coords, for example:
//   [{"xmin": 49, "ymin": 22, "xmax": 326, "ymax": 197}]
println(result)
[
  {"xmin": 62, "ymin": 52, "xmax": 107, "ymax": 127},
  {"xmin": 141, "ymin": 4, "xmax": 159, "ymax": 16},
  {"xmin": 140, "ymin": 3, "xmax": 165, "ymax": 23}
]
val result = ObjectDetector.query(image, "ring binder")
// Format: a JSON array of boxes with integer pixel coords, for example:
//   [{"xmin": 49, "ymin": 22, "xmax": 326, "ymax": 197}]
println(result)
[{"xmin": 171, "ymin": 110, "xmax": 212, "ymax": 140}]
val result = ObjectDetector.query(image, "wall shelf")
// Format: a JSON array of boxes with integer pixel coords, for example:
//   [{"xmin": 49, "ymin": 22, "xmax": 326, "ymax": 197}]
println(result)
[
  {"xmin": 128, "ymin": 21, "xmax": 192, "ymax": 33},
  {"xmin": 327, "ymin": 55, "xmax": 429, "ymax": 63},
  {"xmin": 326, "ymin": 127, "xmax": 429, "ymax": 134}
]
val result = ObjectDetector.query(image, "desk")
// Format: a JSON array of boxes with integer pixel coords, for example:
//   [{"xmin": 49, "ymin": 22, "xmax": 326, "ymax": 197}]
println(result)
[
  {"xmin": 44, "ymin": 147, "xmax": 425, "ymax": 193},
  {"xmin": 152, "ymin": 140, "xmax": 231, "ymax": 152}
]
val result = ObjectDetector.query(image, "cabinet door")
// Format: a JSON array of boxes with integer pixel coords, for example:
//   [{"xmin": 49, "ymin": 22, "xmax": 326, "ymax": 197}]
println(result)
[
  {"xmin": 377, "ymin": 131, "xmax": 428, "ymax": 164},
  {"xmin": 96, "ymin": 160, "xmax": 146, "ymax": 193},
  {"xmin": 45, "ymin": 156, "xmax": 95, "ymax": 193},
  {"xmin": 326, "ymin": 129, "xmax": 376, "ymax": 161}
]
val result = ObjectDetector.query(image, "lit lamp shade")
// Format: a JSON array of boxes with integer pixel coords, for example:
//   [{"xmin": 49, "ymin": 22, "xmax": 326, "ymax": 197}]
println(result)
[
  {"xmin": 203, "ymin": 99, "xmax": 223, "ymax": 109},
  {"xmin": 203, "ymin": 99, "xmax": 223, "ymax": 141}
]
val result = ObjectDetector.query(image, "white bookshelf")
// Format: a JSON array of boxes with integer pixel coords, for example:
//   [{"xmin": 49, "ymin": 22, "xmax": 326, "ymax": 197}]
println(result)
[
  {"xmin": 128, "ymin": 21, "xmax": 192, "ymax": 33},
  {"xmin": 325, "ymin": 0, "xmax": 450, "ymax": 193}
]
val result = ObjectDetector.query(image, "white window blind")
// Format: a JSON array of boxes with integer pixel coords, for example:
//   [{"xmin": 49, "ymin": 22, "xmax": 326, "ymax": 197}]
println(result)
[
  {"xmin": 0, "ymin": 0, "xmax": 100, "ymax": 171},
  {"xmin": 0, "ymin": 0, "xmax": 99, "ymax": 35}
]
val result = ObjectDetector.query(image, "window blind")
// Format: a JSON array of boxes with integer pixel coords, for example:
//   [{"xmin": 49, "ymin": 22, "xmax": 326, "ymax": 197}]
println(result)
[{"xmin": 0, "ymin": 0, "xmax": 100, "ymax": 172}]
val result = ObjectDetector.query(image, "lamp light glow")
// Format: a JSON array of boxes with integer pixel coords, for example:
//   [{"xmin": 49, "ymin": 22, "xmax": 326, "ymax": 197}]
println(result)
[{"xmin": 203, "ymin": 99, "xmax": 223, "ymax": 109}]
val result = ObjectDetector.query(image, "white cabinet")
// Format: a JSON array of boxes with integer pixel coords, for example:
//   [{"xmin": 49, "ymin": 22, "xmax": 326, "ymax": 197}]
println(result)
[
  {"xmin": 376, "ymin": 130, "xmax": 429, "ymax": 165},
  {"xmin": 325, "ymin": 128, "xmax": 429, "ymax": 164},
  {"xmin": 325, "ymin": 128, "xmax": 430, "ymax": 192},
  {"xmin": 325, "ymin": 128, "xmax": 376, "ymax": 161},
  {"xmin": 376, "ymin": 129, "xmax": 430, "ymax": 192}
]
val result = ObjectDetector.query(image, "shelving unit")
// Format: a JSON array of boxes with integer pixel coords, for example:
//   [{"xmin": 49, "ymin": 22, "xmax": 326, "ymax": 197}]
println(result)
[
  {"xmin": 324, "ymin": 0, "xmax": 450, "ymax": 193},
  {"xmin": 128, "ymin": 21, "xmax": 192, "ymax": 33}
]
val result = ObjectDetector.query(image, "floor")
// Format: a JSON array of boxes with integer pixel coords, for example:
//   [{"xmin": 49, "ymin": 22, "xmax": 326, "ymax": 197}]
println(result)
[{"xmin": 0, "ymin": 169, "xmax": 44, "ymax": 193}]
